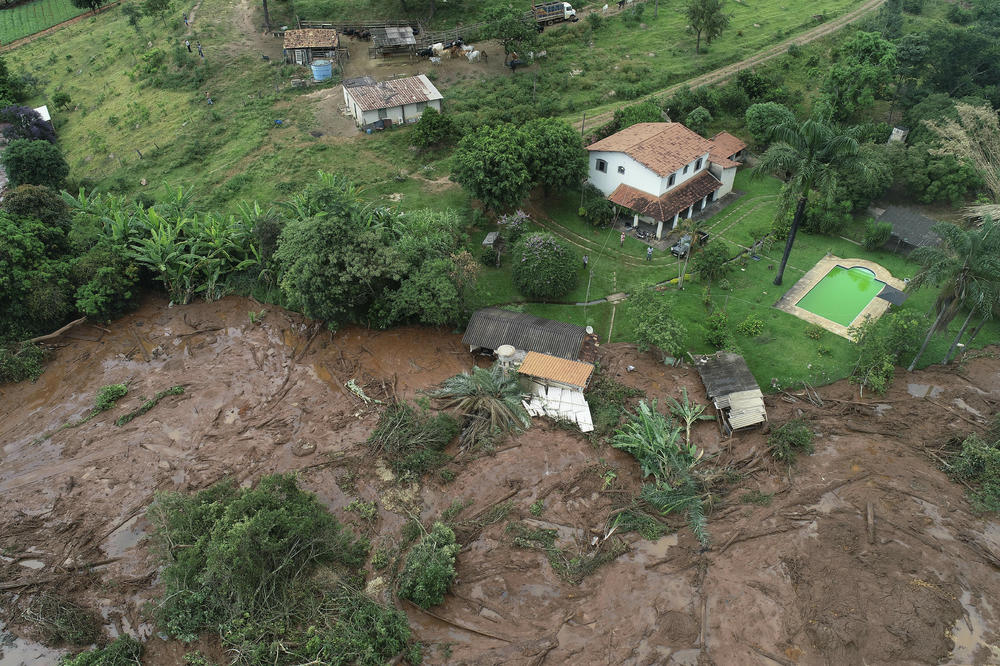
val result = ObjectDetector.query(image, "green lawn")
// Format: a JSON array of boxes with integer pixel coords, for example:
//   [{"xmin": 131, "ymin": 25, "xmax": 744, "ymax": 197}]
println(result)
[{"xmin": 0, "ymin": 0, "xmax": 88, "ymax": 44}]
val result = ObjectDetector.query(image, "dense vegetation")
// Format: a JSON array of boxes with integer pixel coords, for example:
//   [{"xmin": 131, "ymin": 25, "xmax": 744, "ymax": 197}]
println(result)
[{"xmin": 147, "ymin": 474, "xmax": 418, "ymax": 665}]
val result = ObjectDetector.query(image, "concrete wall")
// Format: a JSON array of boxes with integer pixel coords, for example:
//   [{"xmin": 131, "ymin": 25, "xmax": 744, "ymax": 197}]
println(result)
[{"xmin": 710, "ymin": 163, "xmax": 737, "ymax": 198}]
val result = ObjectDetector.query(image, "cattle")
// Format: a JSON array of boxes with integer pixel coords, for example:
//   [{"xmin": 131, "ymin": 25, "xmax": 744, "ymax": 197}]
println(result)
[
  {"xmin": 416, "ymin": 46, "xmax": 433, "ymax": 57},
  {"xmin": 602, "ymin": 3, "xmax": 608, "ymax": 12},
  {"xmin": 466, "ymin": 50, "xmax": 480, "ymax": 62},
  {"xmin": 430, "ymin": 42, "xmax": 445, "ymax": 56}
]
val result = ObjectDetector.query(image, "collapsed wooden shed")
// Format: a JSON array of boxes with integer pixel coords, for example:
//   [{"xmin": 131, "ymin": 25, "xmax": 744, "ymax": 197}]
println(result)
[{"xmin": 692, "ymin": 352, "xmax": 767, "ymax": 434}]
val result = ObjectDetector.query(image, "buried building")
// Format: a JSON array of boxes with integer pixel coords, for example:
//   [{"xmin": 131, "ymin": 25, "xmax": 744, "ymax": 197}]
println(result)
[{"xmin": 692, "ymin": 352, "xmax": 767, "ymax": 434}]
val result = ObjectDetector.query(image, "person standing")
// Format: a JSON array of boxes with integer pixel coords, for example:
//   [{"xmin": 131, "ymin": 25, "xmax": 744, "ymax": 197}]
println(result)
[
  {"xmin": 183, "ymin": 13, "xmax": 189, "ymax": 25},
  {"xmin": 185, "ymin": 39, "xmax": 191, "ymax": 52},
  {"xmin": 583, "ymin": 254, "xmax": 589, "ymax": 269},
  {"xmin": 646, "ymin": 246, "xmax": 653, "ymax": 261},
  {"xmin": 197, "ymin": 41, "xmax": 204, "ymax": 58},
  {"xmin": 620, "ymin": 231, "xmax": 625, "ymax": 248}
]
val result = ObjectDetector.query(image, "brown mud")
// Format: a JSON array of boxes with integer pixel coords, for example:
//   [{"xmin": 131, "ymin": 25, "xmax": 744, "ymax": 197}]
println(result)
[{"xmin": 1, "ymin": 294, "xmax": 999, "ymax": 665}]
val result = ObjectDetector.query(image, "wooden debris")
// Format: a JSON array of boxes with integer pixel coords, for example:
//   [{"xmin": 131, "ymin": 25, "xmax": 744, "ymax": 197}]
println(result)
[
  {"xmin": 866, "ymin": 502, "xmax": 875, "ymax": 544},
  {"xmin": 28, "ymin": 317, "xmax": 87, "ymax": 343}
]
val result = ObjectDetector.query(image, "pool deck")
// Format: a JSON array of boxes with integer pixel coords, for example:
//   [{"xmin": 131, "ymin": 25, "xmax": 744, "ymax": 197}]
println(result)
[{"xmin": 775, "ymin": 255, "xmax": 907, "ymax": 340}]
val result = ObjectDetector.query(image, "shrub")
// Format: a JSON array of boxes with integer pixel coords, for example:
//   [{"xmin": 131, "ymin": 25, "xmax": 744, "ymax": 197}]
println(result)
[
  {"xmin": 0, "ymin": 105, "xmax": 56, "ymax": 143},
  {"xmin": 626, "ymin": 288, "xmax": 688, "ymax": 361},
  {"xmin": 26, "ymin": 593, "xmax": 98, "ymax": 646},
  {"xmin": 735, "ymin": 314, "xmax": 764, "ymax": 337},
  {"xmin": 398, "ymin": 522, "xmax": 459, "ymax": 609},
  {"xmin": 1, "ymin": 139, "xmax": 69, "ymax": 189},
  {"xmin": 685, "ymin": 106, "xmax": 712, "ymax": 136},
  {"xmin": 2, "ymin": 184, "xmax": 71, "ymax": 229},
  {"xmin": 94, "ymin": 383, "xmax": 128, "ymax": 412},
  {"xmin": 744, "ymin": 102, "xmax": 795, "ymax": 144},
  {"xmin": 497, "ymin": 209, "xmax": 530, "ymax": 245},
  {"xmin": 768, "ymin": 419, "xmax": 814, "ymax": 464},
  {"xmin": 411, "ymin": 108, "xmax": 456, "ymax": 148},
  {"xmin": 60, "ymin": 636, "xmax": 142, "ymax": 666},
  {"xmin": 705, "ymin": 310, "xmax": 732, "ymax": 349},
  {"xmin": 586, "ymin": 11, "xmax": 604, "ymax": 30},
  {"xmin": 948, "ymin": 434, "xmax": 1000, "ymax": 513},
  {"xmin": 863, "ymin": 219, "xmax": 893, "ymax": 250},
  {"xmin": 511, "ymin": 232, "xmax": 578, "ymax": 300},
  {"xmin": 0, "ymin": 343, "xmax": 46, "ymax": 383},
  {"xmin": 848, "ymin": 311, "xmax": 926, "ymax": 394},
  {"xmin": 367, "ymin": 401, "xmax": 458, "ymax": 479}
]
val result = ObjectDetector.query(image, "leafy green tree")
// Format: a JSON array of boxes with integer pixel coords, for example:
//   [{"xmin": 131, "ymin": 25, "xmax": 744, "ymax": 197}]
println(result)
[
  {"xmin": 0, "ymin": 215, "xmax": 73, "ymax": 339},
  {"xmin": 1, "ymin": 184, "xmax": 70, "ymax": 229},
  {"xmin": 398, "ymin": 522, "xmax": 459, "ymax": 609},
  {"xmin": 381, "ymin": 258, "xmax": 462, "ymax": 327},
  {"xmin": 893, "ymin": 144, "xmax": 982, "ymax": 207},
  {"xmin": 685, "ymin": 106, "xmax": 712, "ymax": 136},
  {"xmin": 751, "ymin": 118, "xmax": 882, "ymax": 285},
  {"xmin": 120, "ymin": 2, "xmax": 144, "ymax": 33},
  {"xmin": 612, "ymin": 100, "xmax": 664, "ymax": 131},
  {"xmin": 1, "ymin": 106, "xmax": 56, "ymax": 143},
  {"xmin": 1, "ymin": 139, "xmax": 69, "ymax": 190},
  {"xmin": 411, "ymin": 107, "xmax": 456, "ymax": 148},
  {"xmin": 483, "ymin": 4, "xmax": 538, "ymax": 60},
  {"xmin": 686, "ymin": 0, "xmax": 730, "ymax": 54},
  {"xmin": 511, "ymin": 232, "xmax": 578, "ymax": 300},
  {"xmin": 142, "ymin": 0, "xmax": 172, "ymax": 24},
  {"xmin": 821, "ymin": 31, "xmax": 897, "ymax": 120},
  {"xmin": 275, "ymin": 194, "xmax": 403, "ymax": 326},
  {"xmin": 906, "ymin": 219, "xmax": 1000, "ymax": 371},
  {"xmin": 0, "ymin": 55, "xmax": 25, "ymax": 104},
  {"xmin": 743, "ymin": 102, "xmax": 795, "ymax": 145},
  {"xmin": 452, "ymin": 123, "xmax": 531, "ymax": 213},
  {"xmin": 523, "ymin": 118, "xmax": 587, "ymax": 194},
  {"xmin": 863, "ymin": 219, "xmax": 892, "ymax": 251},
  {"xmin": 70, "ymin": 0, "xmax": 106, "ymax": 13},
  {"xmin": 626, "ymin": 287, "xmax": 688, "ymax": 361},
  {"xmin": 691, "ymin": 241, "xmax": 732, "ymax": 295}
]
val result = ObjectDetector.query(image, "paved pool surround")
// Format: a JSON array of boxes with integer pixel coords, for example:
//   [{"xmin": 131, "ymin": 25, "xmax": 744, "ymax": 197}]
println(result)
[{"xmin": 775, "ymin": 255, "xmax": 907, "ymax": 340}]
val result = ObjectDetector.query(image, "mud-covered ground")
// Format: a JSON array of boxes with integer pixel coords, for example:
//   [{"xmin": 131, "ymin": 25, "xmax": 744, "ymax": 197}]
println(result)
[{"xmin": 1, "ymin": 295, "xmax": 999, "ymax": 665}]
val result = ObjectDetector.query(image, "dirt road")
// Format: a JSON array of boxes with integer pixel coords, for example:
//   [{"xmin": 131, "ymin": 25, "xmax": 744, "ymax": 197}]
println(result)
[
  {"xmin": 579, "ymin": 0, "xmax": 888, "ymax": 131},
  {"xmin": 0, "ymin": 295, "xmax": 998, "ymax": 665}
]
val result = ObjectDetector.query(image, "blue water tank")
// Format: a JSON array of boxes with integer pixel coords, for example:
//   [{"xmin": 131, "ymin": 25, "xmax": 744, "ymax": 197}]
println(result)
[{"xmin": 311, "ymin": 59, "xmax": 333, "ymax": 81}]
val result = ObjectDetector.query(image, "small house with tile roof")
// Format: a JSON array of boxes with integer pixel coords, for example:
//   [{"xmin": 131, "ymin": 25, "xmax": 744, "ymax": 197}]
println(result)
[
  {"xmin": 283, "ymin": 28, "xmax": 339, "ymax": 65},
  {"xmin": 586, "ymin": 123, "xmax": 745, "ymax": 239}
]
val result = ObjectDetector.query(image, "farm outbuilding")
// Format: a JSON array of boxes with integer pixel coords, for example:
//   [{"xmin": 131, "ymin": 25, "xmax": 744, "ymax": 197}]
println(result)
[
  {"xmin": 463, "ymin": 308, "xmax": 591, "ymax": 361},
  {"xmin": 283, "ymin": 28, "xmax": 339, "ymax": 65},
  {"xmin": 517, "ymin": 351, "xmax": 595, "ymax": 432},
  {"xmin": 875, "ymin": 205, "xmax": 941, "ymax": 254},
  {"xmin": 342, "ymin": 74, "xmax": 442, "ymax": 129},
  {"xmin": 692, "ymin": 352, "xmax": 767, "ymax": 434}
]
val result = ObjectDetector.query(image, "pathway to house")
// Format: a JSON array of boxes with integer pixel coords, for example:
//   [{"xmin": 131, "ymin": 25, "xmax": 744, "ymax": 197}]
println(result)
[{"xmin": 575, "ymin": 0, "xmax": 888, "ymax": 131}]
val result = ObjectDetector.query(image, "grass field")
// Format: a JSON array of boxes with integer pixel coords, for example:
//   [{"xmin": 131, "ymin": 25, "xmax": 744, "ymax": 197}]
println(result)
[{"xmin": 0, "ymin": 0, "xmax": 88, "ymax": 44}]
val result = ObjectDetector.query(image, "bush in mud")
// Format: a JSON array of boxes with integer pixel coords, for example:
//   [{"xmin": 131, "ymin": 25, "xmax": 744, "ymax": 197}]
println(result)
[
  {"xmin": 768, "ymin": 419, "xmax": 815, "ymax": 464},
  {"xmin": 367, "ymin": 401, "xmax": 458, "ymax": 479},
  {"xmin": 147, "ymin": 474, "xmax": 416, "ymax": 664},
  {"xmin": 584, "ymin": 365, "xmax": 644, "ymax": 439},
  {"xmin": 60, "ymin": 635, "xmax": 142, "ymax": 665},
  {"xmin": 398, "ymin": 522, "xmax": 459, "ymax": 609},
  {"xmin": 0, "ymin": 342, "xmax": 45, "ymax": 383},
  {"xmin": 26, "ymin": 593, "xmax": 99, "ymax": 646},
  {"xmin": 947, "ymin": 433, "xmax": 1000, "ymax": 513}
]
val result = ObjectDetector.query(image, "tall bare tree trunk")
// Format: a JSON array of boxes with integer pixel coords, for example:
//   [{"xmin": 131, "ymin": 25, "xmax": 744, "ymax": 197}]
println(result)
[
  {"xmin": 943, "ymin": 308, "xmax": 975, "ymax": 364},
  {"xmin": 773, "ymin": 195, "xmax": 806, "ymax": 286},
  {"xmin": 965, "ymin": 317, "xmax": 988, "ymax": 346},
  {"xmin": 907, "ymin": 303, "xmax": 949, "ymax": 372}
]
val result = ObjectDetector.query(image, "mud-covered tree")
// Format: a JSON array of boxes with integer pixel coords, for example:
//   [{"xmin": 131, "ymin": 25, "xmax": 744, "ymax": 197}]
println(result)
[
  {"xmin": 451, "ymin": 123, "xmax": 532, "ymax": 213},
  {"xmin": 511, "ymin": 232, "xmax": 579, "ymax": 300},
  {"xmin": 686, "ymin": 0, "xmax": 730, "ymax": 54},
  {"xmin": 0, "ymin": 139, "xmax": 69, "ymax": 191}
]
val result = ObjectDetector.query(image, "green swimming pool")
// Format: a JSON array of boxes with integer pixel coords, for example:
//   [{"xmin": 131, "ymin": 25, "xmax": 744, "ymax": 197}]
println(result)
[{"xmin": 796, "ymin": 265, "xmax": 885, "ymax": 327}]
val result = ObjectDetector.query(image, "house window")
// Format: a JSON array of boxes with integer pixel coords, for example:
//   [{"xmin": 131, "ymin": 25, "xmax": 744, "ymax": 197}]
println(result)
[
  {"xmin": 668, "ymin": 173, "xmax": 676, "ymax": 187},
  {"xmin": 617, "ymin": 165, "xmax": 625, "ymax": 174},
  {"xmin": 596, "ymin": 159, "xmax": 608, "ymax": 173},
  {"xmin": 695, "ymin": 158, "xmax": 703, "ymax": 170},
  {"xmin": 683, "ymin": 164, "xmax": 689, "ymax": 174},
  {"xmin": 378, "ymin": 108, "xmax": 388, "ymax": 119}
]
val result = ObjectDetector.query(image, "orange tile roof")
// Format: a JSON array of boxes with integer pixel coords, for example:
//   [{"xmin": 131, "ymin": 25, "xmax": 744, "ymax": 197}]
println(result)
[
  {"xmin": 518, "ymin": 351, "xmax": 594, "ymax": 389},
  {"xmin": 711, "ymin": 154, "xmax": 741, "ymax": 169},
  {"xmin": 710, "ymin": 131, "xmax": 748, "ymax": 160},
  {"xmin": 608, "ymin": 171, "xmax": 722, "ymax": 222},
  {"xmin": 587, "ymin": 123, "xmax": 714, "ymax": 177},
  {"xmin": 283, "ymin": 28, "xmax": 338, "ymax": 50}
]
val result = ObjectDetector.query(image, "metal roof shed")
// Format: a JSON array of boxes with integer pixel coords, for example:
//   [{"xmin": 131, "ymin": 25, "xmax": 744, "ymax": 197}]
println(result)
[
  {"xmin": 462, "ymin": 308, "xmax": 588, "ymax": 361},
  {"xmin": 692, "ymin": 352, "xmax": 766, "ymax": 433}
]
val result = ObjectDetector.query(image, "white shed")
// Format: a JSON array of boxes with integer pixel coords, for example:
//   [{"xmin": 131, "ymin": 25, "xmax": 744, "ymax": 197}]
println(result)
[{"xmin": 342, "ymin": 74, "xmax": 443, "ymax": 129}]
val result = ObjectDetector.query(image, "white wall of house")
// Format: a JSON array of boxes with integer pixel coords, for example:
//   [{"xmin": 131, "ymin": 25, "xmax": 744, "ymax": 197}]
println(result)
[
  {"xmin": 344, "ymin": 90, "xmax": 442, "ymax": 128},
  {"xmin": 589, "ymin": 150, "xmax": 711, "ymax": 197},
  {"xmin": 588, "ymin": 151, "xmax": 661, "ymax": 196},
  {"xmin": 709, "ymin": 163, "xmax": 737, "ymax": 198}
]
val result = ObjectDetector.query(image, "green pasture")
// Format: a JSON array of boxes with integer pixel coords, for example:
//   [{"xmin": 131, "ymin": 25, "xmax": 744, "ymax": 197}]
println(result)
[{"xmin": 0, "ymin": 0, "xmax": 88, "ymax": 44}]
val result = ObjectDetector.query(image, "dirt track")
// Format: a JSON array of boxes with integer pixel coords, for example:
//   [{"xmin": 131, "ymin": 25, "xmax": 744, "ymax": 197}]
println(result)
[
  {"xmin": 580, "ymin": 0, "xmax": 888, "ymax": 130},
  {"xmin": 1, "ymin": 295, "xmax": 999, "ymax": 665}
]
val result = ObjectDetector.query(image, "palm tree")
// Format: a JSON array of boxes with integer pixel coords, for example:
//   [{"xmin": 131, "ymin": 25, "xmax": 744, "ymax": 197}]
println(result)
[
  {"xmin": 432, "ymin": 364, "xmax": 530, "ymax": 451},
  {"xmin": 906, "ymin": 219, "xmax": 1000, "ymax": 371},
  {"xmin": 751, "ymin": 118, "xmax": 882, "ymax": 285}
]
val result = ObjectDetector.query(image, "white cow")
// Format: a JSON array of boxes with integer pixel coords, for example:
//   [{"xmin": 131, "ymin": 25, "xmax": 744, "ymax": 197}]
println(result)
[
  {"xmin": 466, "ymin": 50, "xmax": 480, "ymax": 62},
  {"xmin": 430, "ymin": 42, "xmax": 445, "ymax": 56},
  {"xmin": 602, "ymin": 3, "xmax": 608, "ymax": 12}
]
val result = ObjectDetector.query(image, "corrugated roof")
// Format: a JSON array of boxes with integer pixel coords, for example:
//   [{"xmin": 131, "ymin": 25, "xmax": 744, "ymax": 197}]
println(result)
[
  {"xmin": 518, "ymin": 351, "xmax": 594, "ymax": 389},
  {"xmin": 878, "ymin": 205, "xmax": 941, "ymax": 248},
  {"xmin": 693, "ymin": 352, "xmax": 761, "ymax": 399},
  {"xmin": 710, "ymin": 131, "xmax": 747, "ymax": 160},
  {"xmin": 463, "ymin": 308, "xmax": 587, "ymax": 361},
  {"xmin": 608, "ymin": 170, "xmax": 722, "ymax": 222},
  {"xmin": 283, "ymin": 28, "xmax": 338, "ymax": 49},
  {"xmin": 343, "ymin": 74, "xmax": 443, "ymax": 112},
  {"xmin": 587, "ymin": 123, "xmax": 714, "ymax": 177}
]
